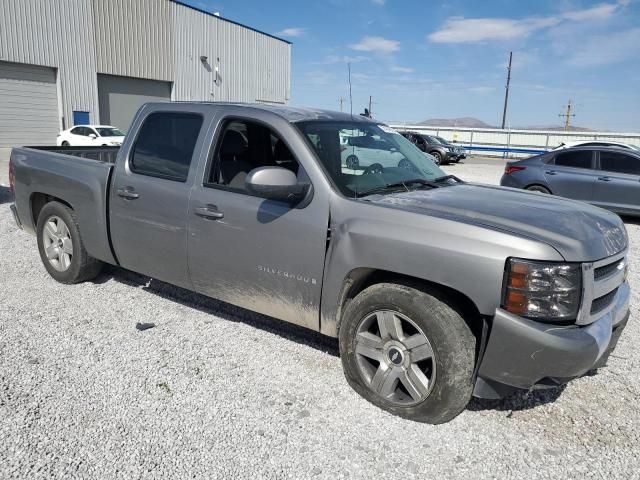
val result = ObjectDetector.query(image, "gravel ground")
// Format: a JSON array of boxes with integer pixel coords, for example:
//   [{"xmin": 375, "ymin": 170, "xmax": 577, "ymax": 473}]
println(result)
[{"xmin": 1, "ymin": 159, "xmax": 639, "ymax": 479}]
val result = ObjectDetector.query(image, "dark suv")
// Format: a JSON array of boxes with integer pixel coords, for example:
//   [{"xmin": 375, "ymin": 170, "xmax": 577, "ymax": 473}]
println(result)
[{"xmin": 399, "ymin": 131, "xmax": 465, "ymax": 165}]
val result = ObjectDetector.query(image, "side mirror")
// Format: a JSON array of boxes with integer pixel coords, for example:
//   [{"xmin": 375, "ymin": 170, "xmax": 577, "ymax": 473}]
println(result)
[
  {"xmin": 89, "ymin": 134, "xmax": 97, "ymax": 139},
  {"xmin": 245, "ymin": 166, "xmax": 309, "ymax": 203}
]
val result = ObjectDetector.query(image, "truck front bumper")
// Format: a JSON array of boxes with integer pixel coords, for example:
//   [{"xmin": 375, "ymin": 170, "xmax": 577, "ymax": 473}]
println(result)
[
  {"xmin": 474, "ymin": 281, "xmax": 630, "ymax": 399},
  {"xmin": 10, "ymin": 203, "xmax": 22, "ymax": 230}
]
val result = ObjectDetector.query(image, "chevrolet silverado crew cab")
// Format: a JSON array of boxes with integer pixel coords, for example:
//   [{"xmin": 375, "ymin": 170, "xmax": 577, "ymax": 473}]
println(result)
[{"xmin": 9, "ymin": 103, "xmax": 630, "ymax": 424}]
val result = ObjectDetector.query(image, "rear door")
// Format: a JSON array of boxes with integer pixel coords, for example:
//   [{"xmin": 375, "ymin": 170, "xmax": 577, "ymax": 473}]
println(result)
[
  {"xmin": 544, "ymin": 150, "xmax": 596, "ymax": 201},
  {"xmin": 187, "ymin": 111, "xmax": 329, "ymax": 330},
  {"xmin": 69, "ymin": 127, "xmax": 90, "ymax": 145},
  {"xmin": 109, "ymin": 105, "xmax": 211, "ymax": 288},
  {"xmin": 592, "ymin": 150, "xmax": 640, "ymax": 214}
]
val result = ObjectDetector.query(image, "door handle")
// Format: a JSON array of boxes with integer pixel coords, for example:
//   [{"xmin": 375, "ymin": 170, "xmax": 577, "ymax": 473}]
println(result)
[
  {"xmin": 545, "ymin": 170, "xmax": 558, "ymax": 175},
  {"xmin": 597, "ymin": 176, "xmax": 612, "ymax": 182},
  {"xmin": 195, "ymin": 205, "xmax": 224, "ymax": 220},
  {"xmin": 117, "ymin": 187, "xmax": 140, "ymax": 199}
]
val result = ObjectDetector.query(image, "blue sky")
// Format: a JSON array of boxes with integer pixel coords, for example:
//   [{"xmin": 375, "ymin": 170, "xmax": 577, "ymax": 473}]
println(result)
[{"xmin": 186, "ymin": 0, "xmax": 640, "ymax": 131}]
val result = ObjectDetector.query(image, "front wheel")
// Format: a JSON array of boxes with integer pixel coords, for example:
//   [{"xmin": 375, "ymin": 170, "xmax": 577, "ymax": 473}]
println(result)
[
  {"xmin": 37, "ymin": 201, "xmax": 103, "ymax": 284},
  {"xmin": 339, "ymin": 282, "xmax": 476, "ymax": 424},
  {"xmin": 61, "ymin": 141, "xmax": 70, "ymax": 146},
  {"xmin": 431, "ymin": 151, "xmax": 443, "ymax": 165}
]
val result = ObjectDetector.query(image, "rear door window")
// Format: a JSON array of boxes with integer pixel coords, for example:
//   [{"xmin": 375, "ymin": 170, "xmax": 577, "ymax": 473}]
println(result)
[
  {"xmin": 554, "ymin": 151, "xmax": 593, "ymax": 169},
  {"xmin": 599, "ymin": 151, "xmax": 640, "ymax": 175},
  {"xmin": 130, "ymin": 112, "xmax": 203, "ymax": 182}
]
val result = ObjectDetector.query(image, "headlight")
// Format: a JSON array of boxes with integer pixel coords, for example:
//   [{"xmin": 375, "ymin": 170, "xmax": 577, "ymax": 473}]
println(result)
[{"xmin": 502, "ymin": 258, "xmax": 582, "ymax": 322}]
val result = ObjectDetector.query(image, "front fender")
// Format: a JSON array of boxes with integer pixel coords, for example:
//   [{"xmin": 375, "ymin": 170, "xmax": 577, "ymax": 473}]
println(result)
[{"xmin": 319, "ymin": 196, "xmax": 563, "ymax": 337}]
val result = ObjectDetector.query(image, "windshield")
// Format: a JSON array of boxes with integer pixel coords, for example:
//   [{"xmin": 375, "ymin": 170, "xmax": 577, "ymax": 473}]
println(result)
[
  {"xmin": 96, "ymin": 127, "xmax": 124, "ymax": 137},
  {"xmin": 435, "ymin": 136, "xmax": 451, "ymax": 145},
  {"xmin": 297, "ymin": 121, "xmax": 448, "ymax": 198}
]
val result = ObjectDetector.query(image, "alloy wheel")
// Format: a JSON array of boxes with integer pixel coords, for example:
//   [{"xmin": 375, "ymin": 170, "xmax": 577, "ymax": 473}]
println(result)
[
  {"xmin": 42, "ymin": 216, "xmax": 73, "ymax": 272},
  {"xmin": 354, "ymin": 310, "xmax": 436, "ymax": 406}
]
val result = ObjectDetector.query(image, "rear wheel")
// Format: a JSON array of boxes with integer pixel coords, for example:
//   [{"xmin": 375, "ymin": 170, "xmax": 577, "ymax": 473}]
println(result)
[
  {"xmin": 36, "ymin": 201, "xmax": 103, "ymax": 284},
  {"xmin": 61, "ymin": 141, "xmax": 69, "ymax": 146},
  {"xmin": 339, "ymin": 282, "xmax": 476, "ymax": 424},
  {"xmin": 526, "ymin": 185, "xmax": 551, "ymax": 194}
]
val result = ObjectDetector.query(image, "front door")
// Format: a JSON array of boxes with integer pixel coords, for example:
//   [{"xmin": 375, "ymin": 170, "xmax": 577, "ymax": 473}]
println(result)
[
  {"xmin": 187, "ymin": 115, "xmax": 329, "ymax": 330},
  {"xmin": 544, "ymin": 149, "xmax": 596, "ymax": 201},
  {"xmin": 109, "ymin": 108, "xmax": 209, "ymax": 288},
  {"xmin": 592, "ymin": 150, "xmax": 640, "ymax": 214}
]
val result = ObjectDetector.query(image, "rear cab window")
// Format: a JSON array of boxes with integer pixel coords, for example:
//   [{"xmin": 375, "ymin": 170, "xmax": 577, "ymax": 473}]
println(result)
[
  {"xmin": 130, "ymin": 112, "xmax": 203, "ymax": 182},
  {"xmin": 553, "ymin": 150, "xmax": 593, "ymax": 169}
]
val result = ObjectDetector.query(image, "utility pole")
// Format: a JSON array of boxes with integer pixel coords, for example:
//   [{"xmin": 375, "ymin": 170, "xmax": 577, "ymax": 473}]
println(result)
[
  {"xmin": 368, "ymin": 95, "xmax": 373, "ymax": 117},
  {"xmin": 339, "ymin": 97, "xmax": 344, "ymax": 112},
  {"xmin": 559, "ymin": 99, "xmax": 575, "ymax": 131},
  {"xmin": 501, "ymin": 51, "xmax": 512, "ymax": 130}
]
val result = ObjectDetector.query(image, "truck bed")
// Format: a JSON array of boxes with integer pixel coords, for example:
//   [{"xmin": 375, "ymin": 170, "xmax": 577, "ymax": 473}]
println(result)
[
  {"xmin": 10, "ymin": 145, "xmax": 118, "ymax": 265},
  {"xmin": 25, "ymin": 145, "xmax": 120, "ymax": 164}
]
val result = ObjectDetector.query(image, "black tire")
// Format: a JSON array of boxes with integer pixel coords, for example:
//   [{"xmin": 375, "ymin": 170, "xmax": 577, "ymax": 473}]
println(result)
[
  {"xmin": 431, "ymin": 151, "xmax": 444, "ymax": 165},
  {"xmin": 61, "ymin": 141, "xmax": 69, "ymax": 146},
  {"xmin": 339, "ymin": 282, "xmax": 476, "ymax": 424},
  {"xmin": 36, "ymin": 201, "xmax": 103, "ymax": 284},
  {"xmin": 526, "ymin": 185, "xmax": 551, "ymax": 194},
  {"xmin": 346, "ymin": 155, "xmax": 359, "ymax": 169}
]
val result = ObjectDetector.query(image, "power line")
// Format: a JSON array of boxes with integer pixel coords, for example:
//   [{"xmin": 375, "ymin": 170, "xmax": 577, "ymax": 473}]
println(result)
[
  {"xmin": 501, "ymin": 51, "xmax": 512, "ymax": 130},
  {"xmin": 559, "ymin": 99, "xmax": 576, "ymax": 130}
]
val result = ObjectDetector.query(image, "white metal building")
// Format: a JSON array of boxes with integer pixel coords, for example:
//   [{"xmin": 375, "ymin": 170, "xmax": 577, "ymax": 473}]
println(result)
[{"xmin": 0, "ymin": 0, "xmax": 291, "ymax": 147}]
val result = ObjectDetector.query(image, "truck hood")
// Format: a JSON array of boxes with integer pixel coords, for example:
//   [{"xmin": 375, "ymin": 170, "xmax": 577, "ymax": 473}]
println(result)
[{"xmin": 364, "ymin": 183, "xmax": 627, "ymax": 262}]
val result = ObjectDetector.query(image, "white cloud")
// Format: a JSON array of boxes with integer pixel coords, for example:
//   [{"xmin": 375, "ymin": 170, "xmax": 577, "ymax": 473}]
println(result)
[
  {"xmin": 391, "ymin": 66, "xmax": 414, "ymax": 73},
  {"xmin": 349, "ymin": 36, "xmax": 400, "ymax": 54},
  {"xmin": 428, "ymin": 2, "xmax": 625, "ymax": 44},
  {"xmin": 321, "ymin": 55, "xmax": 370, "ymax": 64},
  {"xmin": 371, "ymin": 0, "xmax": 386, "ymax": 4},
  {"xmin": 276, "ymin": 27, "xmax": 305, "ymax": 37}
]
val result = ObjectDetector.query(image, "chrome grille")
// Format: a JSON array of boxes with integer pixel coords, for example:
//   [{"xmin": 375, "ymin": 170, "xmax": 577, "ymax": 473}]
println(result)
[
  {"xmin": 594, "ymin": 258, "xmax": 625, "ymax": 280},
  {"xmin": 590, "ymin": 288, "xmax": 619, "ymax": 315},
  {"xmin": 577, "ymin": 251, "xmax": 627, "ymax": 325}
]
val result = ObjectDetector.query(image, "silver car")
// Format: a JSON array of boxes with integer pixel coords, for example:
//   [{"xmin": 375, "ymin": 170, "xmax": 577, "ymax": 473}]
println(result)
[{"xmin": 500, "ymin": 146, "xmax": 640, "ymax": 216}]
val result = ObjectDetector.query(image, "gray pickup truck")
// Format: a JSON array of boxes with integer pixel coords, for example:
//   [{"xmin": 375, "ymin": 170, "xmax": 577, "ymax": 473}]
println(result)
[{"xmin": 9, "ymin": 102, "xmax": 630, "ymax": 424}]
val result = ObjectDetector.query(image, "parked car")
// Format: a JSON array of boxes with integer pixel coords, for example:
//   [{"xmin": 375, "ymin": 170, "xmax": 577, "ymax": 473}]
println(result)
[
  {"xmin": 340, "ymin": 133, "xmax": 405, "ymax": 170},
  {"xmin": 500, "ymin": 146, "xmax": 640, "ymax": 217},
  {"xmin": 398, "ymin": 131, "xmax": 464, "ymax": 164},
  {"xmin": 433, "ymin": 135, "xmax": 467, "ymax": 161},
  {"xmin": 552, "ymin": 140, "xmax": 640, "ymax": 151},
  {"xmin": 10, "ymin": 103, "xmax": 630, "ymax": 424},
  {"xmin": 57, "ymin": 125, "xmax": 125, "ymax": 146}
]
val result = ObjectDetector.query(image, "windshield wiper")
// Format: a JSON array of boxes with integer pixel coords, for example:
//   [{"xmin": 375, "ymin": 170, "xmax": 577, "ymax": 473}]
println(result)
[
  {"xmin": 433, "ymin": 174, "xmax": 463, "ymax": 183},
  {"xmin": 359, "ymin": 178, "xmax": 441, "ymax": 197}
]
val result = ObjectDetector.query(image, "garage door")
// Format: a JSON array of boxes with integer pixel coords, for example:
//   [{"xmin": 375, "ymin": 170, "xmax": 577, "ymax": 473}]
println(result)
[
  {"xmin": 98, "ymin": 74, "xmax": 172, "ymax": 133},
  {"xmin": 0, "ymin": 61, "xmax": 59, "ymax": 147}
]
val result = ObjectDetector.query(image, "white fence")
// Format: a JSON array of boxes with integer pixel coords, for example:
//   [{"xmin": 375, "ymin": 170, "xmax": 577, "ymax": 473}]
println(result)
[{"xmin": 389, "ymin": 124, "xmax": 640, "ymax": 158}]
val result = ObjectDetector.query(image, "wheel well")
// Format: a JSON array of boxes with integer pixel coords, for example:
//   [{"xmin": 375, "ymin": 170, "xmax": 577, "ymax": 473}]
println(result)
[
  {"xmin": 337, "ymin": 269, "xmax": 484, "ymax": 339},
  {"xmin": 30, "ymin": 193, "xmax": 73, "ymax": 227},
  {"xmin": 525, "ymin": 183, "xmax": 552, "ymax": 193}
]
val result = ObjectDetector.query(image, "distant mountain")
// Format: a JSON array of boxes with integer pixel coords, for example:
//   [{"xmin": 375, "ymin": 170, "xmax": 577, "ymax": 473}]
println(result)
[
  {"xmin": 417, "ymin": 117, "xmax": 597, "ymax": 132},
  {"xmin": 520, "ymin": 125, "xmax": 596, "ymax": 132},
  {"xmin": 419, "ymin": 117, "xmax": 493, "ymax": 128}
]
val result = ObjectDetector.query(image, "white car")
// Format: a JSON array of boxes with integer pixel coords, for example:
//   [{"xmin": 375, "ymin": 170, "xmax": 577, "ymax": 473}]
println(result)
[
  {"xmin": 57, "ymin": 125, "xmax": 125, "ymax": 146},
  {"xmin": 341, "ymin": 134, "xmax": 405, "ymax": 170},
  {"xmin": 553, "ymin": 140, "xmax": 640, "ymax": 151}
]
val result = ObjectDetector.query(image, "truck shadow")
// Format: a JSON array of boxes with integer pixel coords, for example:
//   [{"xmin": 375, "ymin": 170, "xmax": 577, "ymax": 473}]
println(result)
[
  {"xmin": 0, "ymin": 185, "xmax": 13, "ymax": 204},
  {"xmin": 467, "ymin": 385, "xmax": 566, "ymax": 413},
  {"xmin": 93, "ymin": 264, "xmax": 569, "ymax": 415},
  {"xmin": 92, "ymin": 264, "xmax": 340, "ymax": 357}
]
